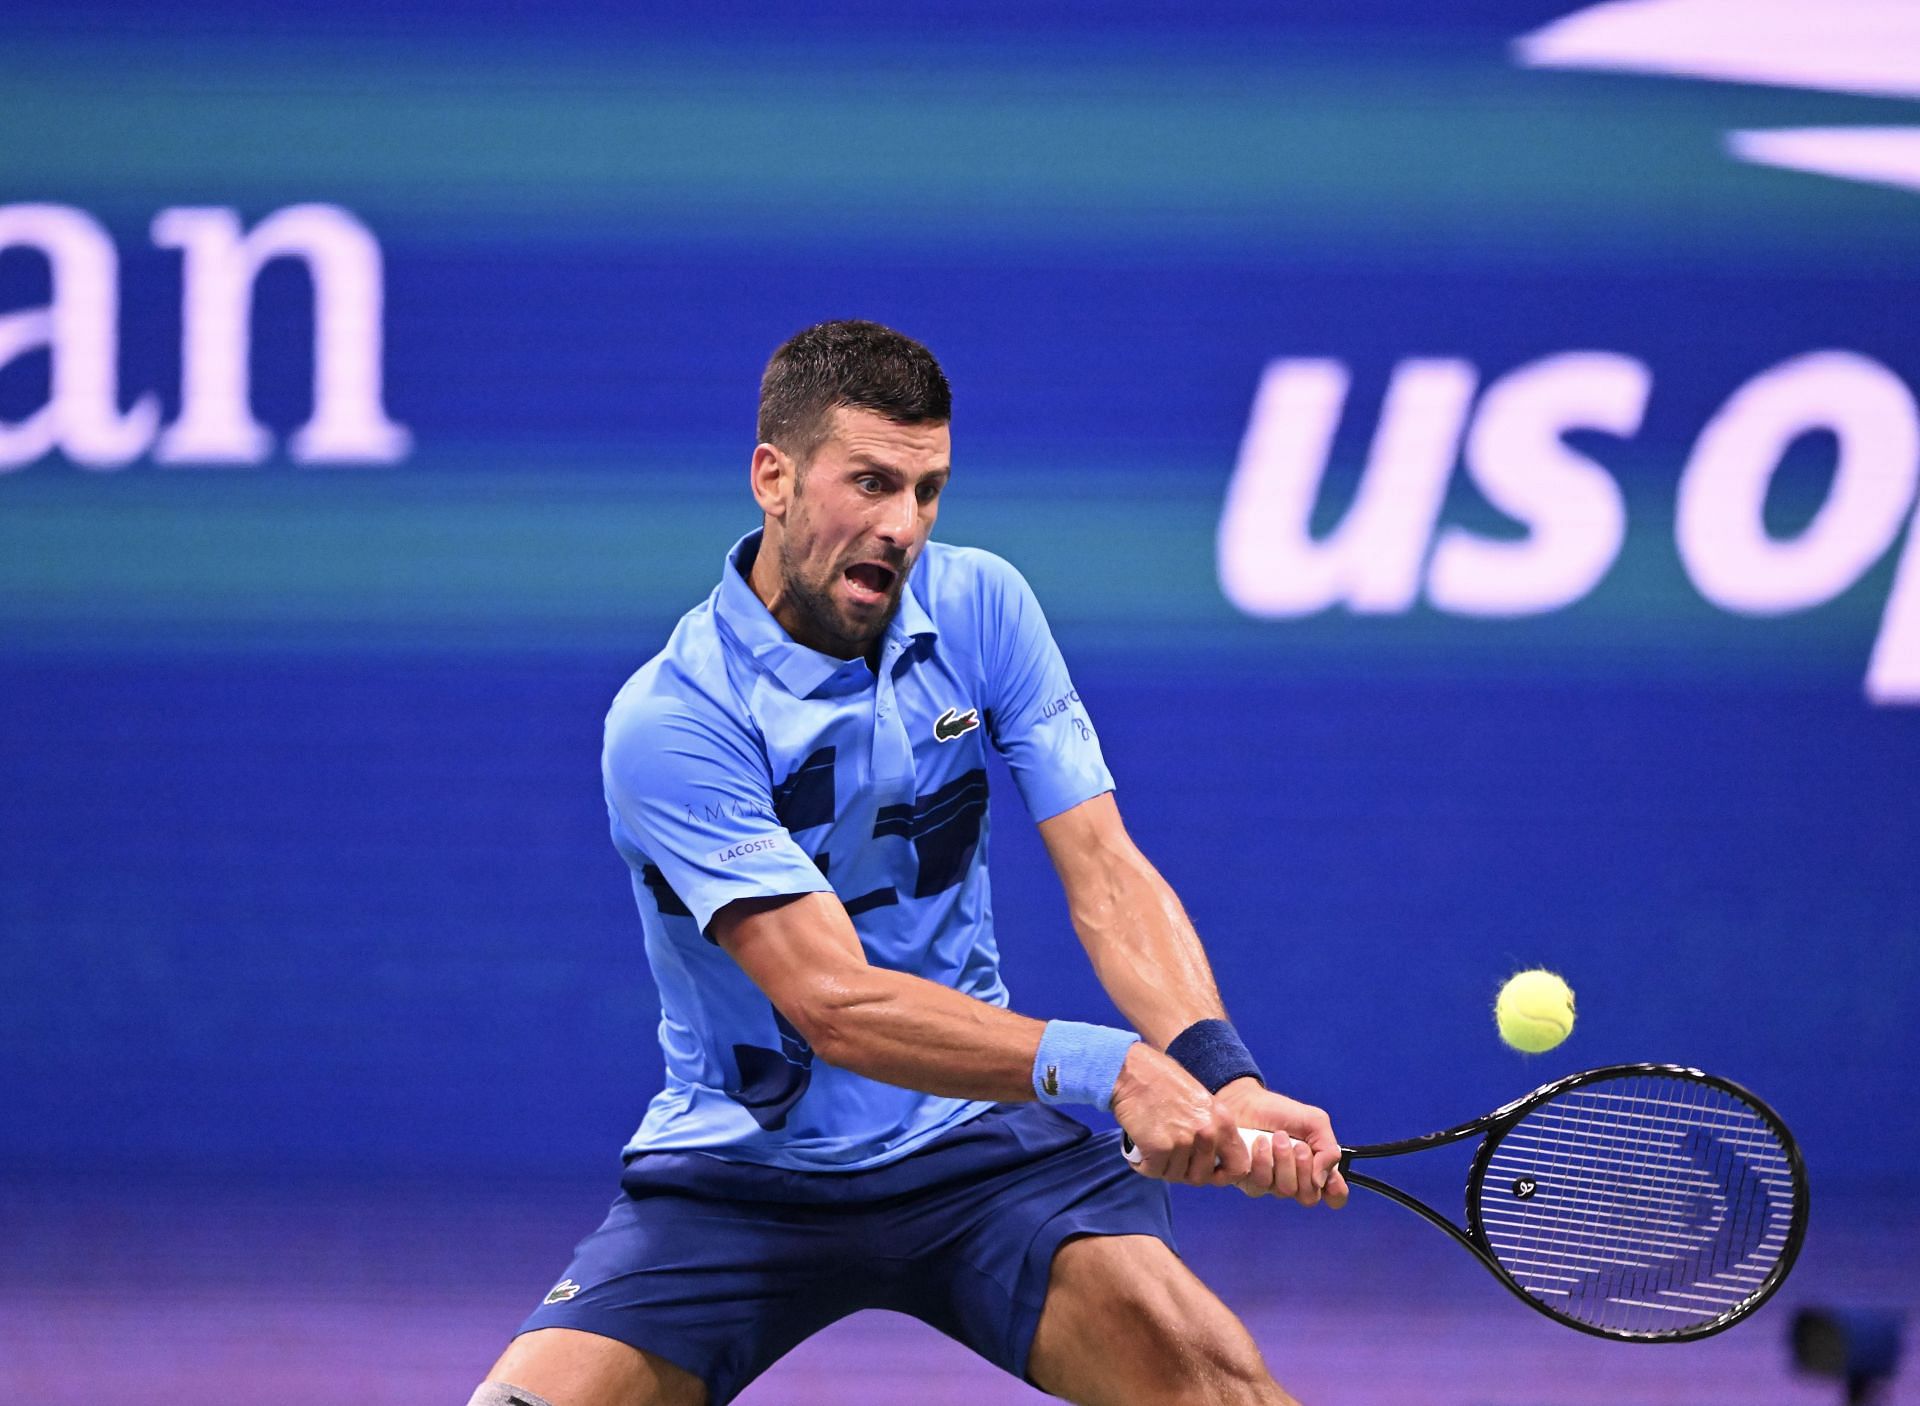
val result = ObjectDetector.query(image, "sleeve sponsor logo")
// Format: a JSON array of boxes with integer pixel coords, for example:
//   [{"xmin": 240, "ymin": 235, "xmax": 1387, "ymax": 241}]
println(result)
[
  {"xmin": 1039, "ymin": 689, "xmax": 1093, "ymax": 740},
  {"xmin": 707, "ymin": 835, "xmax": 785, "ymax": 866},
  {"xmin": 1038, "ymin": 688, "xmax": 1080, "ymax": 720},
  {"xmin": 684, "ymin": 797, "xmax": 762, "ymax": 826}
]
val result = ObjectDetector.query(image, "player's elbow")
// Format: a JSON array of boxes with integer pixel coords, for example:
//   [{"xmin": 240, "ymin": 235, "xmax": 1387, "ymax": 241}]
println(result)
[{"xmin": 782, "ymin": 977, "xmax": 888, "ymax": 1070}]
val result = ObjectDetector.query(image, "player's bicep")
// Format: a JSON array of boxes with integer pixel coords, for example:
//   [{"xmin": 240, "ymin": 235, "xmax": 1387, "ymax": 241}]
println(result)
[
  {"xmin": 977, "ymin": 555, "xmax": 1113, "ymax": 821},
  {"xmin": 1037, "ymin": 792, "xmax": 1170, "ymax": 959},
  {"xmin": 1036, "ymin": 791, "xmax": 1137, "ymax": 896},
  {"xmin": 711, "ymin": 892, "xmax": 873, "ymax": 1047}
]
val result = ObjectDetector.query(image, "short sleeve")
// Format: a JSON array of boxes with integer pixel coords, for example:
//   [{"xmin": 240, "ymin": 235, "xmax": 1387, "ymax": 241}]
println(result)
[
  {"xmin": 603, "ymin": 687, "xmax": 833, "ymax": 934},
  {"xmin": 977, "ymin": 554, "xmax": 1115, "ymax": 822}
]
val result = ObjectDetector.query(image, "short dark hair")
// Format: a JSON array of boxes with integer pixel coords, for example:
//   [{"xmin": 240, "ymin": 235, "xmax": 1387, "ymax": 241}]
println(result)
[{"xmin": 757, "ymin": 320, "xmax": 951, "ymax": 463}]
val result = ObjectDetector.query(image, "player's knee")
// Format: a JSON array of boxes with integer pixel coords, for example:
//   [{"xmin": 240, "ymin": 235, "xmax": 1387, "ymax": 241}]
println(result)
[
  {"xmin": 1113, "ymin": 1281, "xmax": 1285, "ymax": 1406},
  {"xmin": 1177, "ymin": 1328, "xmax": 1290, "ymax": 1406},
  {"xmin": 467, "ymin": 1385, "xmax": 558, "ymax": 1406}
]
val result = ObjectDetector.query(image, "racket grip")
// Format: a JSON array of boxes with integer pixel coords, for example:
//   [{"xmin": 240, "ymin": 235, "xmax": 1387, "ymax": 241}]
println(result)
[{"xmin": 1120, "ymin": 1126, "xmax": 1293, "ymax": 1167}]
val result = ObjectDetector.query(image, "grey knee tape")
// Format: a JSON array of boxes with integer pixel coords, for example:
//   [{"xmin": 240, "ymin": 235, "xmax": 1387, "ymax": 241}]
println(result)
[{"xmin": 467, "ymin": 1385, "xmax": 559, "ymax": 1406}]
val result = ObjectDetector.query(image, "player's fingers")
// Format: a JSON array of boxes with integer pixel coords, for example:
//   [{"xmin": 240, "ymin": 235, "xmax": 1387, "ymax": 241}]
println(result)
[
  {"xmin": 1321, "ymin": 1166, "xmax": 1351, "ymax": 1210},
  {"xmin": 1128, "ymin": 1132, "xmax": 1180, "ymax": 1183},
  {"xmin": 1267, "ymin": 1134, "xmax": 1299, "ymax": 1200},
  {"xmin": 1185, "ymin": 1126, "xmax": 1222, "ymax": 1187},
  {"xmin": 1290, "ymin": 1137, "xmax": 1321, "ymax": 1208},
  {"xmin": 1297, "ymin": 1110, "xmax": 1340, "ymax": 1192},
  {"xmin": 1211, "ymin": 1112, "xmax": 1250, "ymax": 1186},
  {"xmin": 1234, "ymin": 1131, "xmax": 1272, "ymax": 1196}
]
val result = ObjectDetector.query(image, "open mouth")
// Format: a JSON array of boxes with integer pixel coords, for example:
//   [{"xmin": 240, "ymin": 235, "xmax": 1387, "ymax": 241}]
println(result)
[{"xmin": 843, "ymin": 562, "xmax": 898, "ymax": 603}]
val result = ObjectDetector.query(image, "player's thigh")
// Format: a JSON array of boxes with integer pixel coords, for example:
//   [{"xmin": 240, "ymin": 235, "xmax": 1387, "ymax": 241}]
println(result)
[
  {"xmin": 481, "ymin": 1326, "xmax": 707, "ymax": 1406},
  {"xmin": 1026, "ymin": 1234, "xmax": 1297, "ymax": 1406}
]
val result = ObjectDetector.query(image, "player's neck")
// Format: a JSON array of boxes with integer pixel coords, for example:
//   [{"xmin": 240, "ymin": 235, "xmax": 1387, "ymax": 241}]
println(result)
[{"xmin": 746, "ymin": 530, "xmax": 864, "ymax": 663}]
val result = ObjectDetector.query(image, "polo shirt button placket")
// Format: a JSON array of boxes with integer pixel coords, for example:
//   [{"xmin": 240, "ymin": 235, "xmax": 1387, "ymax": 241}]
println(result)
[{"xmin": 871, "ymin": 640, "xmax": 913, "ymax": 784}]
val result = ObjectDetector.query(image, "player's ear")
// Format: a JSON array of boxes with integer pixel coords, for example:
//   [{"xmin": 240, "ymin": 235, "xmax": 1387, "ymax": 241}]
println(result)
[{"xmin": 750, "ymin": 442, "xmax": 794, "ymax": 519}]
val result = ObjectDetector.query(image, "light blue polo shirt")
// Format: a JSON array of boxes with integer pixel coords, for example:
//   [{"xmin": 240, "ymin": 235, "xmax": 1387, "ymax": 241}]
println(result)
[{"xmin": 604, "ymin": 530, "xmax": 1113, "ymax": 1172}]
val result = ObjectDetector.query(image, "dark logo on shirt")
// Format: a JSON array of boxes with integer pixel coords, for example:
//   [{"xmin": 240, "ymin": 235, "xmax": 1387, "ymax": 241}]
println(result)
[
  {"xmin": 933, "ymin": 707, "xmax": 980, "ymax": 743},
  {"xmin": 543, "ymin": 1278, "xmax": 583, "ymax": 1304}
]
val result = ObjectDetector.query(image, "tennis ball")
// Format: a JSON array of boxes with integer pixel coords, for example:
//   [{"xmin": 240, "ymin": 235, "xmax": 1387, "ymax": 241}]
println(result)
[{"xmin": 1495, "ymin": 969, "xmax": 1575, "ymax": 1053}]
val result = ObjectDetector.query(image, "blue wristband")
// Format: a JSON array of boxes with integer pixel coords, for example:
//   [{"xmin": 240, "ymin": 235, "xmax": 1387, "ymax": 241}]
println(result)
[
  {"xmin": 1166, "ymin": 1019, "xmax": 1264, "ymax": 1093},
  {"xmin": 1032, "ymin": 1020, "xmax": 1140, "ymax": 1112}
]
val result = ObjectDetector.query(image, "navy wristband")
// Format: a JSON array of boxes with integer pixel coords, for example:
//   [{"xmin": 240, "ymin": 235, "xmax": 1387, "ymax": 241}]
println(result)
[
  {"xmin": 1166, "ymin": 1019, "xmax": 1263, "ymax": 1093},
  {"xmin": 1033, "ymin": 1020, "xmax": 1140, "ymax": 1112}
]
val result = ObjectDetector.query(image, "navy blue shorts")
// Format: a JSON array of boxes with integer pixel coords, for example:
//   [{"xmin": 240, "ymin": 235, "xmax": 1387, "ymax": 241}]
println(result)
[{"xmin": 517, "ymin": 1103, "xmax": 1174, "ymax": 1404}]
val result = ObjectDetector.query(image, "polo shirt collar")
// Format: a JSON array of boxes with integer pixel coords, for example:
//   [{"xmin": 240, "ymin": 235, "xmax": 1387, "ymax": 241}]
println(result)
[{"xmin": 718, "ymin": 531, "xmax": 937, "ymax": 697}]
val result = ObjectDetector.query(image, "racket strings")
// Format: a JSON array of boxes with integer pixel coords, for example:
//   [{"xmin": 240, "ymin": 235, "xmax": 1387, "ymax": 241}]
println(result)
[{"xmin": 1476, "ymin": 1073, "xmax": 1799, "ymax": 1338}]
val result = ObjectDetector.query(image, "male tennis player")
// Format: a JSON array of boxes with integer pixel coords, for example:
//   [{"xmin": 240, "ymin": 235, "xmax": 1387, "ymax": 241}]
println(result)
[{"xmin": 472, "ymin": 321, "xmax": 1348, "ymax": 1406}]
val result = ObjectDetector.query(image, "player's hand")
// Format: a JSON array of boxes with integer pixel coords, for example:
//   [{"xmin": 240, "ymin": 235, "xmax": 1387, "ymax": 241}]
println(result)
[
  {"xmin": 1111, "ymin": 1044, "xmax": 1250, "ymax": 1188},
  {"xmin": 1216, "ymin": 1078, "xmax": 1351, "ymax": 1209}
]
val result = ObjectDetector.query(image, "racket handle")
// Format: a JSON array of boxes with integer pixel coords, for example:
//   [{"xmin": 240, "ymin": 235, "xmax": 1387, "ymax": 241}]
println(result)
[{"xmin": 1121, "ymin": 1125, "xmax": 1294, "ymax": 1167}]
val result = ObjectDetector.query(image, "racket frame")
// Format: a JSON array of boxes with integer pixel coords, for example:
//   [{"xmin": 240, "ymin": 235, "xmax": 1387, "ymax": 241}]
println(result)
[{"xmin": 1341, "ymin": 1061, "xmax": 1809, "ymax": 1343}]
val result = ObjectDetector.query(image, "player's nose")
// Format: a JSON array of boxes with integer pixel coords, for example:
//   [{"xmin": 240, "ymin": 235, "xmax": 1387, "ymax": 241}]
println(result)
[{"xmin": 875, "ymin": 488, "xmax": 919, "ymax": 546}]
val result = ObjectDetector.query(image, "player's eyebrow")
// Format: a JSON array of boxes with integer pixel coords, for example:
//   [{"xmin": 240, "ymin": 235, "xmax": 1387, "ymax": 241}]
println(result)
[{"xmin": 849, "ymin": 453, "xmax": 951, "ymax": 483}]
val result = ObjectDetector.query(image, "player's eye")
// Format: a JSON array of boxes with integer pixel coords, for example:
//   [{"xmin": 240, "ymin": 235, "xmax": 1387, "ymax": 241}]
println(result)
[
  {"xmin": 917, "ymin": 481, "xmax": 943, "ymax": 504},
  {"xmin": 856, "ymin": 475, "xmax": 884, "ymax": 494}
]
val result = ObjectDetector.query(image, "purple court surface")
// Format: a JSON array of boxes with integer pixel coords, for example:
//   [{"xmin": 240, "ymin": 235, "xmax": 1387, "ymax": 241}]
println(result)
[{"xmin": 2, "ymin": 1173, "xmax": 1909, "ymax": 1404}]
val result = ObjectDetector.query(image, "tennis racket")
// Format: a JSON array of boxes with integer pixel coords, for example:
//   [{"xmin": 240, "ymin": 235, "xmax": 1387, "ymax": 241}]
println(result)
[{"xmin": 1123, "ymin": 1062, "xmax": 1808, "ymax": 1342}]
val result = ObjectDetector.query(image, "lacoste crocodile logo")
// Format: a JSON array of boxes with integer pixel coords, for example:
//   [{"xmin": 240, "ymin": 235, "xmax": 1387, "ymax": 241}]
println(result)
[
  {"xmin": 543, "ymin": 1278, "xmax": 582, "ymax": 1305},
  {"xmin": 933, "ymin": 707, "xmax": 980, "ymax": 742}
]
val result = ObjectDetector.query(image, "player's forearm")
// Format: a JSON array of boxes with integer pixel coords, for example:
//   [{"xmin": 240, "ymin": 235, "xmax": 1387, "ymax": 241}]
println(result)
[
  {"xmin": 1066, "ymin": 840, "xmax": 1227, "ymax": 1049},
  {"xmin": 796, "ymin": 967, "xmax": 1045, "ymax": 1101}
]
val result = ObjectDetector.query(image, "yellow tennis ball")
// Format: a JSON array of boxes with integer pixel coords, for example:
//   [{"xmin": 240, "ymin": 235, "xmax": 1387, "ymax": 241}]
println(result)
[{"xmin": 1495, "ymin": 969, "xmax": 1575, "ymax": 1053}]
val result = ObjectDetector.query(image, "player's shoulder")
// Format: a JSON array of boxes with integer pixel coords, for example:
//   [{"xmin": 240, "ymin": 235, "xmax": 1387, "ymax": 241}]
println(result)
[
  {"xmin": 605, "ymin": 592, "xmax": 749, "ymax": 757},
  {"xmin": 919, "ymin": 539, "xmax": 1024, "ymax": 588},
  {"xmin": 915, "ymin": 541, "xmax": 1049, "ymax": 657},
  {"xmin": 915, "ymin": 541, "xmax": 1034, "ymax": 621}
]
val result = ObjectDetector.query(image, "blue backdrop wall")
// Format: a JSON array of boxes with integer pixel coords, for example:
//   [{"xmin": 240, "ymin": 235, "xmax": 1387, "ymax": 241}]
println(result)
[{"xmin": 2, "ymin": 1, "xmax": 1916, "ymax": 1197}]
